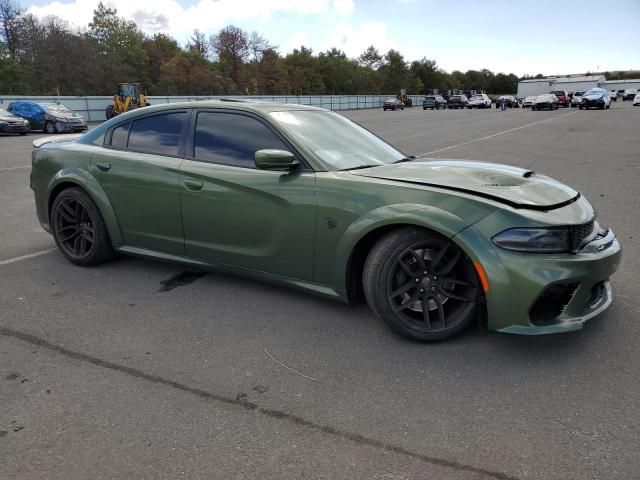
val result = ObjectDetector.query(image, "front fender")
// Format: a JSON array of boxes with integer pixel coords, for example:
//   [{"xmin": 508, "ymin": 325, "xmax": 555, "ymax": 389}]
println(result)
[
  {"xmin": 46, "ymin": 168, "xmax": 123, "ymax": 246},
  {"xmin": 330, "ymin": 203, "xmax": 474, "ymax": 292}
]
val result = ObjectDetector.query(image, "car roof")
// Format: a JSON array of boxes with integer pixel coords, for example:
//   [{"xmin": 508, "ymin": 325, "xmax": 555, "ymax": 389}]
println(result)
[{"xmin": 77, "ymin": 100, "xmax": 331, "ymax": 146}]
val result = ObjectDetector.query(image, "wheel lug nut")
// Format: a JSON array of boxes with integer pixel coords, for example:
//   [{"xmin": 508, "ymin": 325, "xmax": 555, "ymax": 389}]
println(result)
[
  {"xmin": 423, "ymin": 271, "xmax": 427, "ymax": 274},
  {"xmin": 431, "ymin": 286, "xmax": 436, "ymax": 291},
  {"xmin": 433, "ymin": 276, "xmax": 438, "ymax": 280},
  {"xmin": 420, "ymin": 289, "xmax": 424, "ymax": 293}
]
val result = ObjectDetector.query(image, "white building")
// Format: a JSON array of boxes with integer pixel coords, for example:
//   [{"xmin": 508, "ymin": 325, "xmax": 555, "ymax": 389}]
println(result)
[
  {"xmin": 517, "ymin": 78, "xmax": 556, "ymax": 98},
  {"xmin": 605, "ymin": 79, "xmax": 640, "ymax": 93},
  {"xmin": 552, "ymin": 75, "xmax": 606, "ymax": 93},
  {"xmin": 517, "ymin": 75, "xmax": 606, "ymax": 97}
]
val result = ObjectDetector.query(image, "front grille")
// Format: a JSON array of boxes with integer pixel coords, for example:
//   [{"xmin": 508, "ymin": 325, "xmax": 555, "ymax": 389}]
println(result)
[{"xmin": 569, "ymin": 221, "xmax": 595, "ymax": 252}]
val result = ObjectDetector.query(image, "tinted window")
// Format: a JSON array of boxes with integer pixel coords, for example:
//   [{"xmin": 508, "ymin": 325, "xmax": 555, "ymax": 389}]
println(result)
[
  {"xmin": 194, "ymin": 112, "xmax": 288, "ymax": 167},
  {"xmin": 128, "ymin": 112, "xmax": 188, "ymax": 156},
  {"xmin": 110, "ymin": 121, "xmax": 130, "ymax": 149}
]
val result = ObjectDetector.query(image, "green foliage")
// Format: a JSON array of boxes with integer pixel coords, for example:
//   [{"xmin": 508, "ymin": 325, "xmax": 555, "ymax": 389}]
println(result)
[{"xmin": 0, "ymin": 0, "xmax": 525, "ymax": 96}]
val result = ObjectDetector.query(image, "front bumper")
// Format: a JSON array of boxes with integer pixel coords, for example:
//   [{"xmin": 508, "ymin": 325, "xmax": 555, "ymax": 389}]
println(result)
[
  {"xmin": 581, "ymin": 99, "xmax": 605, "ymax": 108},
  {"xmin": 0, "ymin": 123, "xmax": 30, "ymax": 133},
  {"xmin": 455, "ymin": 221, "xmax": 621, "ymax": 335}
]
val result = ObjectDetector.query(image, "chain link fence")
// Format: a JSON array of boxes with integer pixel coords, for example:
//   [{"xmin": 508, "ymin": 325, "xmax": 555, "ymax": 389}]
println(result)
[{"xmin": 0, "ymin": 94, "xmax": 425, "ymax": 122}]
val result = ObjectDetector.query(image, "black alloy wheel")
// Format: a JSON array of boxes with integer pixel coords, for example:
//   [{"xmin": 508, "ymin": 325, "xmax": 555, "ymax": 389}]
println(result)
[
  {"xmin": 364, "ymin": 228, "xmax": 479, "ymax": 341},
  {"xmin": 45, "ymin": 121, "xmax": 57, "ymax": 134},
  {"xmin": 51, "ymin": 188, "xmax": 114, "ymax": 266}
]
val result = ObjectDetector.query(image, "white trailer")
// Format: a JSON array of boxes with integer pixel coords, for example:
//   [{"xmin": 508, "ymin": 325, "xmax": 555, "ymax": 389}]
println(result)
[
  {"xmin": 517, "ymin": 78, "xmax": 556, "ymax": 98},
  {"xmin": 605, "ymin": 79, "xmax": 640, "ymax": 95},
  {"xmin": 552, "ymin": 75, "xmax": 606, "ymax": 94}
]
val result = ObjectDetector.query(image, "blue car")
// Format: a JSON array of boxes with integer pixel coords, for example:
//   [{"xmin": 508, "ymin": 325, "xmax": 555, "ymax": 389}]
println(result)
[
  {"xmin": 579, "ymin": 89, "xmax": 611, "ymax": 110},
  {"xmin": 8, "ymin": 101, "xmax": 88, "ymax": 134}
]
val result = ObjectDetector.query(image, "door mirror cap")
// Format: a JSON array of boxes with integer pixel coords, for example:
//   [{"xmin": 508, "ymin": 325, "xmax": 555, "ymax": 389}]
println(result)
[{"xmin": 255, "ymin": 149, "xmax": 299, "ymax": 171}]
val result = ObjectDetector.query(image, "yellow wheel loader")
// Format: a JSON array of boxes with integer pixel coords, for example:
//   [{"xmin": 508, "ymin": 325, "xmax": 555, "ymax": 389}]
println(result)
[{"xmin": 105, "ymin": 83, "xmax": 150, "ymax": 120}]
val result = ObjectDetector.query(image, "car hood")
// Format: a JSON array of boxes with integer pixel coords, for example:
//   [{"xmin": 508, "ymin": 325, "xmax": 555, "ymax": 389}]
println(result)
[
  {"xmin": 0, "ymin": 114, "xmax": 23, "ymax": 122},
  {"xmin": 350, "ymin": 160, "xmax": 580, "ymax": 210}
]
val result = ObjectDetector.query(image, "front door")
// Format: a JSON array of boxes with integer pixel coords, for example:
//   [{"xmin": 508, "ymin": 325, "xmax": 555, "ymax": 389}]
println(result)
[
  {"xmin": 92, "ymin": 110, "xmax": 189, "ymax": 254},
  {"xmin": 180, "ymin": 110, "xmax": 316, "ymax": 280}
]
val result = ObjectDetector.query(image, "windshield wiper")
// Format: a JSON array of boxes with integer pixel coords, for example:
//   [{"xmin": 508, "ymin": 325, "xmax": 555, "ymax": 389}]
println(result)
[
  {"xmin": 392, "ymin": 156, "xmax": 417, "ymax": 164},
  {"xmin": 341, "ymin": 164, "xmax": 382, "ymax": 171}
]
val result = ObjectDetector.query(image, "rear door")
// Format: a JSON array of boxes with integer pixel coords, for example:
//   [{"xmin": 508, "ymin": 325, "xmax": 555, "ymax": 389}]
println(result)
[
  {"xmin": 92, "ymin": 110, "xmax": 189, "ymax": 254},
  {"xmin": 179, "ymin": 109, "xmax": 316, "ymax": 280}
]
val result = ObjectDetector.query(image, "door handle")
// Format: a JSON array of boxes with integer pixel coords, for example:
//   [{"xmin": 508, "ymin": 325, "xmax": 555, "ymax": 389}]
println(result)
[
  {"xmin": 96, "ymin": 162, "xmax": 111, "ymax": 172},
  {"xmin": 184, "ymin": 179, "xmax": 204, "ymax": 191}
]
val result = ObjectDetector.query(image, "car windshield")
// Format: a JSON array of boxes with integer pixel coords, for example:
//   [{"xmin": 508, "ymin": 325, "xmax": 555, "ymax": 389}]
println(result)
[
  {"xmin": 574, "ymin": 92, "xmax": 583, "ymax": 96},
  {"xmin": 584, "ymin": 89, "xmax": 604, "ymax": 96},
  {"xmin": 451, "ymin": 96, "xmax": 461, "ymax": 100},
  {"xmin": 42, "ymin": 103, "xmax": 71, "ymax": 113},
  {"xmin": 269, "ymin": 110, "xmax": 405, "ymax": 170},
  {"xmin": 471, "ymin": 95, "xmax": 483, "ymax": 100},
  {"xmin": 385, "ymin": 99, "xmax": 396, "ymax": 102},
  {"xmin": 551, "ymin": 91, "xmax": 564, "ymax": 96}
]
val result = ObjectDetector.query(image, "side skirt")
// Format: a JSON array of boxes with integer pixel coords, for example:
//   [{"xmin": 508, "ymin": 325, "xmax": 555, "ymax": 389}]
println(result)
[{"xmin": 116, "ymin": 245, "xmax": 348, "ymax": 303}]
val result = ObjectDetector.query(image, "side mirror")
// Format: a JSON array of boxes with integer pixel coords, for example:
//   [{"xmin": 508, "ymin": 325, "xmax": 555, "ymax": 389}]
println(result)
[{"xmin": 255, "ymin": 149, "xmax": 299, "ymax": 171}]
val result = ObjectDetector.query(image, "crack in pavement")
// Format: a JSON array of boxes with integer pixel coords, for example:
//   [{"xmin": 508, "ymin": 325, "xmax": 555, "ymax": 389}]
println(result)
[{"xmin": 0, "ymin": 326, "xmax": 519, "ymax": 480}]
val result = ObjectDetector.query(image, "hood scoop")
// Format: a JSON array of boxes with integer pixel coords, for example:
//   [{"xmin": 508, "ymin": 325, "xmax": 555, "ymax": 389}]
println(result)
[{"xmin": 350, "ymin": 160, "xmax": 580, "ymax": 210}]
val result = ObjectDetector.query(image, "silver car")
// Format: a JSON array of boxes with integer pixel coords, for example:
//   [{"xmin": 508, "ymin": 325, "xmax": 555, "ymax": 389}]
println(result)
[{"xmin": 571, "ymin": 91, "xmax": 584, "ymax": 107}]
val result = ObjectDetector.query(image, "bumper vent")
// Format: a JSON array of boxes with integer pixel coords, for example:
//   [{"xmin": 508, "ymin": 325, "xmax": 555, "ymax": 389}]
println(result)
[{"xmin": 569, "ymin": 221, "xmax": 595, "ymax": 252}]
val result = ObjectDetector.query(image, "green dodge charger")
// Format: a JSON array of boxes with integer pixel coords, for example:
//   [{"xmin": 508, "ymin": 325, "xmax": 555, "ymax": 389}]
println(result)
[{"xmin": 30, "ymin": 101, "xmax": 622, "ymax": 341}]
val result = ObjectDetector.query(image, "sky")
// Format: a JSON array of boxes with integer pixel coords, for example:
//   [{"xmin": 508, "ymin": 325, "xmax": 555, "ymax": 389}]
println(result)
[{"xmin": 22, "ymin": 0, "xmax": 640, "ymax": 76}]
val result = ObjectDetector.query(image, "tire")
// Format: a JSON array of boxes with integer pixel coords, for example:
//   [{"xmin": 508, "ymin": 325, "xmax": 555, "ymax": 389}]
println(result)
[
  {"xmin": 51, "ymin": 187, "xmax": 114, "ymax": 267},
  {"xmin": 45, "ymin": 121, "xmax": 57, "ymax": 134},
  {"xmin": 363, "ymin": 227, "xmax": 479, "ymax": 342},
  {"xmin": 19, "ymin": 132, "xmax": 27, "ymax": 136},
  {"xmin": 423, "ymin": 107, "xmax": 427, "ymax": 110}
]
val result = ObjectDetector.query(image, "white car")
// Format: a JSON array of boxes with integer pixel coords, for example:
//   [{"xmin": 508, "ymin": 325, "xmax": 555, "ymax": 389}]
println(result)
[
  {"xmin": 623, "ymin": 89, "xmax": 638, "ymax": 101},
  {"xmin": 522, "ymin": 96, "xmax": 537, "ymax": 108},
  {"xmin": 571, "ymin": 91, "xmax": 584, "ymax": 107},
  {"xmin": 532, "ymin": 94, "xmax": 559, "ymax": 110},
  {"xmin": 609, "ymin": 90, "xmax": 618, "ymax": 101},
  {"xmin": 467, "ymin": 93, "xmax": 492, "ymax": 109},
  {"xmin": 633, "ymin": 93, "xmax": 640, "ymax": 106}
]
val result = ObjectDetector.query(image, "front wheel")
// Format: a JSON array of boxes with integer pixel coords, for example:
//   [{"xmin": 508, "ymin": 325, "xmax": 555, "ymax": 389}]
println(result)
[
  {"xmin": 51, "ymin": 188, "xmax": 114, "ymax": 266},
  {"xmin": 45, "ymin": 121, "xmax": 57, "ymax": 134},
  {"xmin": 363, "ymin": 227, "xmax": 480, "ymax": 341}
]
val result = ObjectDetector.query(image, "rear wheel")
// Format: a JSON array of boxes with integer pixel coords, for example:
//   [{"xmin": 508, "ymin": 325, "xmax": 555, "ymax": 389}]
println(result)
[
  {"xmin": 363, "ymin": 227, "xmax": 479, "ymax": 341},
  {"xmin": 51, "ymin": 188, "xmax": 114, "ymax": 266},
  {"xmin": 45, "ymin": 121, "xmax": 57, "ymax": 134}
]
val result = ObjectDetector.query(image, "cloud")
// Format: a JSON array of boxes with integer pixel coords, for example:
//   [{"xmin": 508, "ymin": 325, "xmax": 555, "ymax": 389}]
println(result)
[
  {"xmin": 325, "ymin": 22, "xmax": 394, "ymax": 57},
  {"xmin": 286, "ymin": 31, "xmax": 310, "ymax": 52},
  {"xmin": 26, "ymin": 0, "xmax": 348, "ymax": 40},
  {"xmin": 332, "ymin": 0, "xmax": 354, "ymax": 15}
]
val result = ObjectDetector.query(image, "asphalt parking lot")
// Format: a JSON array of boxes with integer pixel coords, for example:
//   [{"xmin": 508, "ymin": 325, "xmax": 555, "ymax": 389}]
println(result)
[{"xmin": 1, "ymin": 102, "xmax": 639, "ymax": 479}]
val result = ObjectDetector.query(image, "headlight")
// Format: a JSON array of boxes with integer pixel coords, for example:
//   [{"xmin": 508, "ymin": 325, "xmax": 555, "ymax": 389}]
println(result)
[{"xmin": 492, "ymin": 227, "xmax": 570, "ymax": 253}]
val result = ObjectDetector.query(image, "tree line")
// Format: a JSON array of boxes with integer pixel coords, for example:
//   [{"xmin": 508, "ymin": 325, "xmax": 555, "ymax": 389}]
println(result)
[{"xmin": 1, "ymin": 0, "xmax": 627, "ymax": 98}]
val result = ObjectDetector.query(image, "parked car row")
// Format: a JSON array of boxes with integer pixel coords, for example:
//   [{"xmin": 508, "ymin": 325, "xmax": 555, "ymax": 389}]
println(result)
[{"xmin": 0, "ymin": 100, "xmax": 87, "ymax": 135}]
